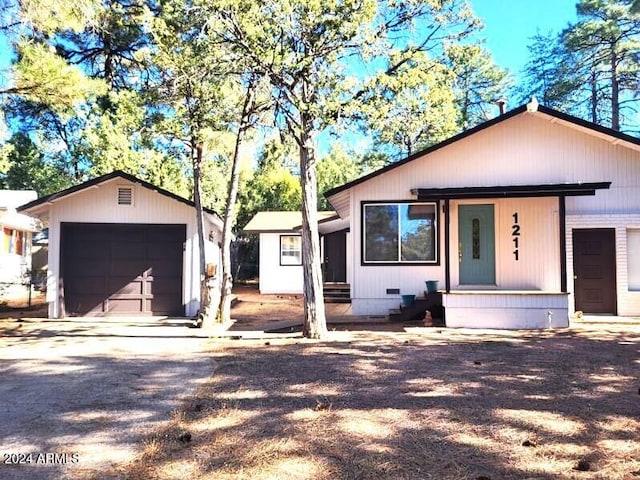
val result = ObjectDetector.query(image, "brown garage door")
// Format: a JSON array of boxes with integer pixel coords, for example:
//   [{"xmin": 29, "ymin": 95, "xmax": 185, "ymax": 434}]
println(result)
[{"xmin": 61, "ymin": 223, "xmax": 185, "ymax": 316}]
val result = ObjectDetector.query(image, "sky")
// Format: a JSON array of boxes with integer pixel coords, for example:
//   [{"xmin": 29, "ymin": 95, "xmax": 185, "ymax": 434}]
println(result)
[{"xmin": 470, "ymin": 0, "xmax": 578, "ymax": 82}]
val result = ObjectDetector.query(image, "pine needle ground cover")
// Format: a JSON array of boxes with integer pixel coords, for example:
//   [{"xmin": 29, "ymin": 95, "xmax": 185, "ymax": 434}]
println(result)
[{"xmin": 104, "ymin": 324, "xmax": 639, "ymax": 480}]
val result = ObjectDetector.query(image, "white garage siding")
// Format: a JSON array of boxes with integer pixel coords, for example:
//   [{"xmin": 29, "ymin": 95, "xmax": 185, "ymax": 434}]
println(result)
[{"xmin": 21, "ymin": 174, "xmax": 221, "ymax": 318}]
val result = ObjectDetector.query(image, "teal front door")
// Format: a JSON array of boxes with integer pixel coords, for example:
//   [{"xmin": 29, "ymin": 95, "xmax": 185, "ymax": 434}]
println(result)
[{"xmin": 458, "ymin": 204, "xmax": 495, "ymax": 285}]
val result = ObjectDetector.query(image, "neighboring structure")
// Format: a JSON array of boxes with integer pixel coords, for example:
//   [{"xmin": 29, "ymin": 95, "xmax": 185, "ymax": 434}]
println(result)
[
  {"xmin": 19, "ymin": 171, "xmax": 223, "ymax": 318},
  {"xmin": 325, "ymin": 100, "xmax": 640, "ymax": 328},
  {"xmin": 1, "ymin": 190, "xmax": 39, "ymax": 301},
  {"xmin": 244, "ymin": 211, "xmax": 349, "ymax": 294}
]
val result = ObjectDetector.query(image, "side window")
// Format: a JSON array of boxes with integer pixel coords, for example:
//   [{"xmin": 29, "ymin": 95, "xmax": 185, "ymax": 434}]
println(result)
[
  {"xmin": 628, "ymin": 229, "xmax": 640, "ymax": 290},
  {"xmin": 280, "ymin": 235, "xmax": 302, "ymax": 266}
]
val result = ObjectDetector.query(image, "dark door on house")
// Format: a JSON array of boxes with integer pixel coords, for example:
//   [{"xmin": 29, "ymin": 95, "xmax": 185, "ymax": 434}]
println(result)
[
  {"xmin": 458, "ymin": 204, "xmax": 496, "ymax": 285},
  {"xmin": 573, "ymin": 229, "xmax": 617, "ymax": 314},
  {"xmin": 61, "ymin": 223, "xmax": 185, "ymax": 316},
  {"xmin": 323, "ymin": 230, "xmax": 347, "ymax": 282}
]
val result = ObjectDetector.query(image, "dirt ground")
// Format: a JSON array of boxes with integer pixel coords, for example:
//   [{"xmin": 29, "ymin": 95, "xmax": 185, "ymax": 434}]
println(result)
[
  {"xmin": 4, "ymin": 287, "xmax": 640, "ymax": 479},
  {"xmin": 229, "ymin": 284, "xmax": 354, "ymax": 322},
  {"xmin": 0, "ymin": 290, "xmax": 47, "ymax": 319},
  {"xmin": 0, "ymin": 317, "xmax": 216, "ymax": 480},
  {"xmin": 107, "ymin": 322, "xmax": 639, "ymax": 478}
]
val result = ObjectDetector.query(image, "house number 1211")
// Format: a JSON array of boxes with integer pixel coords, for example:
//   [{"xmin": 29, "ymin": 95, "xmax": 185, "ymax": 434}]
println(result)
[{"xmin": 512, "ymin": 212, "xmax": 520, "ymax": 261}]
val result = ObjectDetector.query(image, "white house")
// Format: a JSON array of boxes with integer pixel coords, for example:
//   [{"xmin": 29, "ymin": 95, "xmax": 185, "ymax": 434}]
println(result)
[
  {"xmin": 18, "ymin": 171, "xmax": 223, "ymax": 318},
  {"xmin": 325, "ymin": 100, "xmax": 640, "ymax": 329},
  {"xmin": 1, "ymin": 190, "xmax": 39, "ymax": 300},
  {"xmin": 244, "ymin": 211, "xmax": 349, "ymax": 294}
]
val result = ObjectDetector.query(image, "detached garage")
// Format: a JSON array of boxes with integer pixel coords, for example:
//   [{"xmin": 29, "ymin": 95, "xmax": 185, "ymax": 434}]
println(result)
[{"xmin": 19, "ymin": 171, "xmax": 223, "ymax": 318}]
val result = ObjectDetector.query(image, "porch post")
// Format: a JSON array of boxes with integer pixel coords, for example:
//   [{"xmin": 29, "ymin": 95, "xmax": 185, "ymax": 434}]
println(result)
[
  {"xmin": 559, "ymin": 195, "xmax": 567, "ymax": 293},
  {"xmin": 444, "ymin": 198, "xmax": 451, "ymax": 293}
]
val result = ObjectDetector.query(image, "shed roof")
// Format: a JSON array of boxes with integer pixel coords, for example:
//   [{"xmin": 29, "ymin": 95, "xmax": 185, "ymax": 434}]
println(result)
[{"xmin": 243, "ymin": 211, "xmax": 338, "ymax": 233}]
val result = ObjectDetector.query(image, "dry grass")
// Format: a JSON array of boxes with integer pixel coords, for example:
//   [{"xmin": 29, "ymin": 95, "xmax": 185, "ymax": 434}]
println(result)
[{"xmin": 94, "ymin": 324, "xmax": 640, "ymax": 480}]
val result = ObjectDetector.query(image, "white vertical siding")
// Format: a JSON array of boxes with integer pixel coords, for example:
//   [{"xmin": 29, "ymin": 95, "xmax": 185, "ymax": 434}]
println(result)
[
  {"xmin": 351, "ymin": 197, "xmax": 561, "ymax": 316},
  {"xmin": 259, "ymin": 232, "xmax": 303, "ymax": 294},
  {"xmin": 449, "ymin": 197, "xmax": 560, "ymax": 290},
  {"xmin": 346, "ymin": 112, "xmax": 640, "ymax": 318},
  {"xmin": 44, "ymin": 178, "xmax": 220, "ymax": 317},
  {"xmin": 350, "ymin": 113, "xmax": 640, "ymax": 212}
]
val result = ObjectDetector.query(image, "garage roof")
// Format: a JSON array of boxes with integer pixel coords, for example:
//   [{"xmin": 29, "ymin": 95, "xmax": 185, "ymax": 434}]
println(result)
[{"xmin": 17, "ymin": 170, "xmax": 221, "ymax": 220}]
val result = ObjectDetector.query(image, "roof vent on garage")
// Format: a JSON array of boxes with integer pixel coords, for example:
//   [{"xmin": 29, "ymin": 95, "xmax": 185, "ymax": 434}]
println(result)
[{"xmin": 117, "ymin": 186, "xmax": 133, "ymax": 206}]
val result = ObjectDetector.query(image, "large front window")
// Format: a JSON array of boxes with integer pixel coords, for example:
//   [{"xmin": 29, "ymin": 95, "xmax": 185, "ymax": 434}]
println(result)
[{"xmin": 362, "ymin": 202, "xmax": 437, "ymax": 264}]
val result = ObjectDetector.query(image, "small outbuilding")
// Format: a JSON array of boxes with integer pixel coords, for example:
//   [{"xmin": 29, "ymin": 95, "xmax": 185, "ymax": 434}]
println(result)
[
  {"xmin": 19, "ymin": 171, "xmax": 223, "ymax": 318},
  {"xmin": 243, "ymin": 211, "xmax": 349, "ymax": 295}
]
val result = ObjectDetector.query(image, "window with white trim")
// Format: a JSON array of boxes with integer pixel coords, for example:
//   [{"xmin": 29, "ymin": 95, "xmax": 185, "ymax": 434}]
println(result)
[
  {"xmin": 362, "ymin": 202, "xmax": 438, "ymax": 264},
  {"xmin": 628, "ymin": 229, "xmax": 640, "ymax": 291},
  {"xmin": 280, "ymin": 235, "xmax": 302, "ymax": 266}
]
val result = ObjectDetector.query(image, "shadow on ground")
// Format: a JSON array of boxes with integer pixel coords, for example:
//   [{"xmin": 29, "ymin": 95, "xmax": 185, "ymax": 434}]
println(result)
[
  {"xmin": 114, "ymin": 325, "xmax": 640, "ymax": 480},
  {"xmin": 0, "ymin": 319, "xmax": 216, "ymax": 480}
]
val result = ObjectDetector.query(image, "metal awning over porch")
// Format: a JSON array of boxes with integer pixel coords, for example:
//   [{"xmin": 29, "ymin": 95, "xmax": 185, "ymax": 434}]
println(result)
[
  {"xmin": 410, "ymin": 182, "xmax": 611, "ymax": 200},
  {"xmin": 411, "ymin": 182, "xmax": 612, "ymax": 294}
]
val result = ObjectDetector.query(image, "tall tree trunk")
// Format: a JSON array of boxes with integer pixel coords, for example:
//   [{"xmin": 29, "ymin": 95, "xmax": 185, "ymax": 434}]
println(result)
[
  {"xmin": 193, "ymin": 140, "xmax": 214, "ymax": 327},
  {"xmin": 610, "ymin": 49, "xmax": 619, "ymax": 131},
  {"xmin": 299, "ymin": 109, "xmax": 327, "ymax": 339},
  {"xmin": 217, "ymin": 81, "xmax": 255, "ymax": 324},
  {"xmin": 590, "ymin": 68, "xmax": 598, "ymax": 124}
]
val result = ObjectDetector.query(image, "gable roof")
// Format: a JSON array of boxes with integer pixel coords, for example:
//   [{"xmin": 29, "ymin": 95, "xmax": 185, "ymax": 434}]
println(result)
[
  {"xmin": 17, "ymin": 170, "xmax": 221, "ymax": 220},
  {"xmin": 324, "ymin": 101, "xmax": 640, "ymax": 200}
]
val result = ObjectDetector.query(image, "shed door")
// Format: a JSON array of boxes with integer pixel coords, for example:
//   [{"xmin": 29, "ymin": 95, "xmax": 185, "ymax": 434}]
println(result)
[
  {"xmin": 573, "ymin": 229, "xmax": 617, "ymax": 314},
  {"xmin": 61, "ymin": 223, "xmax": 185, "ymax": 316},
  {"xmin": 458, "ymin": 204, "xmax": 496, "ymax": 285},
  {"xmin": 323, "ymin": 231, "xmax": 347, "ymax": 282}
]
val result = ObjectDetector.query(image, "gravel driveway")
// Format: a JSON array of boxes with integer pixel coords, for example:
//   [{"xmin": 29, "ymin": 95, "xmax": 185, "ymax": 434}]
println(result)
[{"xmin": 0, "ymin": 317, "xmax": 216, "ymax": 480}]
